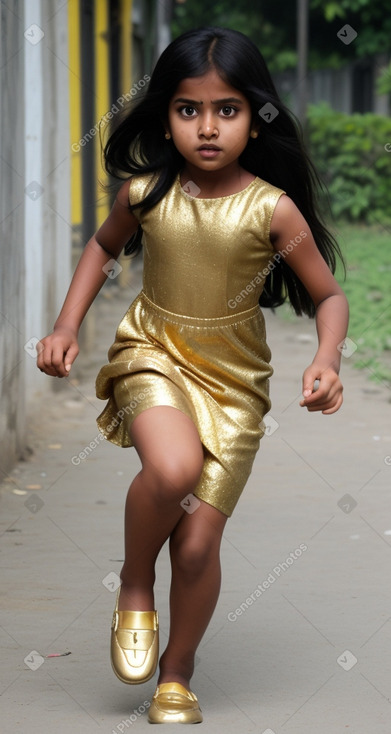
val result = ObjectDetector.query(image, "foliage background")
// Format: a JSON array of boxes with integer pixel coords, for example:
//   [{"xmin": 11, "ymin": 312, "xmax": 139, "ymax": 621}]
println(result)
[
  {"xmin": 307, "ymin": 104, "xmax": 391, "ymax": 225},
  {"xmin": 172, "ymin": 0, "xmax": 391, "ymax": 79}
]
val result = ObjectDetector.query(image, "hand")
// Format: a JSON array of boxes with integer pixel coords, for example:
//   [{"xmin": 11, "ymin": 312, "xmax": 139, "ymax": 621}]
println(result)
[
  {"xmin": 36, "ymin": 326, "xmax": 79, "ymax": 378},
  {"xmin": 300, "ymin": 364, "xmax": 343, "ymax": 414}
]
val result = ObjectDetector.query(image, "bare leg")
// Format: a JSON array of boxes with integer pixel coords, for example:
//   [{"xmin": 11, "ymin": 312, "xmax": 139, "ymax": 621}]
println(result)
[
  {"xmin": 118, "ymin": 406, "xmax": 204, "ymax": 611},
  {"xmin": 158, "ymin": 500, "xmax": 228, "ymax": 688}
]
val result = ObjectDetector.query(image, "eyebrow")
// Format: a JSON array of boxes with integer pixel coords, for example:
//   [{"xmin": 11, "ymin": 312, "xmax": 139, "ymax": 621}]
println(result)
[{"xmin": 173, "ymin": 97, "xmax": 244, "ymax": 105}]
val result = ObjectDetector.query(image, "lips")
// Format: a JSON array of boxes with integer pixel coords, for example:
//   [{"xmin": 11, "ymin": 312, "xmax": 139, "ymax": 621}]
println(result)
[{"xmin": 197, "ymin": 145, "xmax": 221, "ymax": 151}]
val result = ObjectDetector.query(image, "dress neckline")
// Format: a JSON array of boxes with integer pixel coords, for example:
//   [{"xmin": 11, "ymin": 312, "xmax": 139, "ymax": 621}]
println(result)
[{"xmin": 177, "ymin": 172, "xmax": 258, "ymax": 201}]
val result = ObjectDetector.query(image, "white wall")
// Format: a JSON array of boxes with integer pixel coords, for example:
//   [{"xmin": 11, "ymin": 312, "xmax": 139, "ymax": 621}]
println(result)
[
  {"xmin": 24, "ymin": 0, "xmax": 71, "ymax": 399},
  {"xmin": 0, "ymin": 0, "xmax": 71, "ymax": 475}
]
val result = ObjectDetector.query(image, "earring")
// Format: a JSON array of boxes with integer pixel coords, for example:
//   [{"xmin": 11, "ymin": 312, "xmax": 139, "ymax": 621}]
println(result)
[
  {"xmin": 250, "ymin": 130, "xmax": 259, "ymax": 139},
  {"xmin": 165, "ymin": 132, "xmax": 171, "ymax": 140}
]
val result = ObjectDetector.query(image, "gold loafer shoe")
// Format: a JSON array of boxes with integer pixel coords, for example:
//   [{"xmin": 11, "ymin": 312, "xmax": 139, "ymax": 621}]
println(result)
[
  {"xmin": 148, "ymin": 682, "xmax": 203, "ymax": 724},
  {"xmin": 111, "ymin": 587, "xmax": 159, "ymax": 684}
]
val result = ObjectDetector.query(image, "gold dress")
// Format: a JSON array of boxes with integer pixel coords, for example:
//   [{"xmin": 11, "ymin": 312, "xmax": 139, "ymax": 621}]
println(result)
[{"xmin": 95, "ymin": 172, "xmax": 285, "ymax": 516}]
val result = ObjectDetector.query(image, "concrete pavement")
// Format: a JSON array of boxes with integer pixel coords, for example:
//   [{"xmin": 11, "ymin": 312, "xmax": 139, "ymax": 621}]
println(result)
[{"xmin": 1, "ymin": 272, "xmax": 391, "ymax": 733}]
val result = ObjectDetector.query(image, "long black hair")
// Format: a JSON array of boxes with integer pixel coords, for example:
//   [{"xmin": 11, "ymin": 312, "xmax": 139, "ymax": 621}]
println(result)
[{"xmin": 103, "ymin": 26, "xmax": 344, "ymax": 317}]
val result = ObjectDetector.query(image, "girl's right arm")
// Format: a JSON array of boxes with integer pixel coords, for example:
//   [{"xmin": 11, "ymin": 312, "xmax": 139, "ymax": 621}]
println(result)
[{"xmin": 37, "ymin": 180, "xmax": 138, "ymax": 378}]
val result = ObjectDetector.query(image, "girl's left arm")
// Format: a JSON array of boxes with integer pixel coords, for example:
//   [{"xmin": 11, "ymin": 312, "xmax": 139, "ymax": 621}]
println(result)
[{"xmin": 270, "ymin": 195, "xmax": 349, "ymax": 415}]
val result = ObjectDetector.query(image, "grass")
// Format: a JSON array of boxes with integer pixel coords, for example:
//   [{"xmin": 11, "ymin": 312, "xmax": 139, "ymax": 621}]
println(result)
[
  {"xmin": 279, "ymin": 222, "xmax": 391, "ymax": 386},
  {"xmin": 335, "ymin": 222, "xmax": 391, "ymax": 385}
]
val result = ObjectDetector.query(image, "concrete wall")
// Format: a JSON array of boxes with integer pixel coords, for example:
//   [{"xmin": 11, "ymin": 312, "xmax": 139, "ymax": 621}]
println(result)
[
  {"xmin": 0, "ymin": 0, "xmax": 26, "ymax": 474},
  {"xmin": 0, "ymin": 0, "xmax": 71, "ymax": 476},
  {"xmin": 24, "ymin": 0, "xmax": 71, "ymax": 391}
]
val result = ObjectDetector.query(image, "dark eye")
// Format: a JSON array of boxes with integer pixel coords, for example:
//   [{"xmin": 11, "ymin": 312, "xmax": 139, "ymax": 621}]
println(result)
[
  {"xmin": 221, "ymin": 106, "xmax": 236, "ymax": 116},
  {"xmin": 179, "ymin": 106, "xmax": 197, "ymax": 117}
]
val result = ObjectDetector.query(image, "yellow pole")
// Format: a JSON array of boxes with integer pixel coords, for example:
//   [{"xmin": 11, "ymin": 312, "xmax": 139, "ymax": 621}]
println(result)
[
  {"xmin": 120, "ymin": 0, "xmax": 133, "ymax": 92},
  {"xmin": 68, "ymin": 0, "xmax": 82, "ymax": 231},
  {"xmin": 118, "ymin": 0, "xmax": 133, "ymax": 287},
  {"xmin": 94, "ymin": 0, "xmax": 110, "ymax": 229}
]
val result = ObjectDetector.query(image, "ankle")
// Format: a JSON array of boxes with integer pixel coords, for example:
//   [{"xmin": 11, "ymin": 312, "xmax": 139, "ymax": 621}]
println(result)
[
  {"xmin": 118, "ymin": 580, "xmax": 155, "ymax": 611},
  {"xmin": 158, "ymin": 652, "xmax": 194, "ymax": 689}
]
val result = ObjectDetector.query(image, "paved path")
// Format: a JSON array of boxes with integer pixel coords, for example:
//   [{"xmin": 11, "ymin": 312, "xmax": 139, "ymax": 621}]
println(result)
[{"xmin": 1, "ymin": 274, "xmax": 391, "ymax": 733}]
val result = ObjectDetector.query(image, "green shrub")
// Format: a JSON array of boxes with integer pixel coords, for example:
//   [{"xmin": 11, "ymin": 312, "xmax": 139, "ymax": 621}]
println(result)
[{"xmin": 307, "ymin": 102, "xmax": 391, "ymax": 225}]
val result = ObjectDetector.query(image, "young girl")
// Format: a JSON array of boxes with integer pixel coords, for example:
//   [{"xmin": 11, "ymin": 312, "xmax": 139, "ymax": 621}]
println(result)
[{"xmin": 37, "ymin": 27, "xmax": 348, "ymax": 724}]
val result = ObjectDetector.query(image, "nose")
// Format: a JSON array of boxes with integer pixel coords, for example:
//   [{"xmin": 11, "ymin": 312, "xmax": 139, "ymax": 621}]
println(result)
[{"xmin": 198, "ymin": 112, "xmax": 218, "ymax": 139}]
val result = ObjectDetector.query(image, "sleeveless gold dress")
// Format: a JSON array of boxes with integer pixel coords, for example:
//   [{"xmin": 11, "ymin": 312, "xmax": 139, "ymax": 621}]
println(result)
[{"xmin": 95, "ymin": 172, "xmax": 285, "ymax": 516}]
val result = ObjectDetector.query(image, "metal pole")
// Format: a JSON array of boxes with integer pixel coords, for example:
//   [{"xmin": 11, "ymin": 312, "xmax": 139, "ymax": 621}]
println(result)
[{"xmin": 297, "ymin": 0, "xmax": 309, "ymax": 126}]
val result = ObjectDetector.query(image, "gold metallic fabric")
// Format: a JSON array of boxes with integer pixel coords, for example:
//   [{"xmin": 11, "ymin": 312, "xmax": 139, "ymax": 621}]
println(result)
[{"xmin": 95, "ymin": 172, "xmax": 285, "ymax": 516}]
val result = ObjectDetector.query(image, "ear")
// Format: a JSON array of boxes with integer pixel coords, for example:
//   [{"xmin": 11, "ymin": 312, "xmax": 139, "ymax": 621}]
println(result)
[
  {"xmin": 161, "ymin": 118, "xmax": 171, "ymax": 137},
  {"xmin": 249, "ymin": 119, "xmax": 260, "ymax": 138}
]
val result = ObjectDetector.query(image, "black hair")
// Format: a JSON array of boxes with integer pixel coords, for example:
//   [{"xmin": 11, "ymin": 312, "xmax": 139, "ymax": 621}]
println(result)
[{"xmin": 103, "ymin": 26, "xmax": 344, "ymax": 317}]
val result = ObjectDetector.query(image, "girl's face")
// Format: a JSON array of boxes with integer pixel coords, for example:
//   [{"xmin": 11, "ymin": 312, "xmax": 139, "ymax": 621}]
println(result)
[{"xmin": 166, "ymin": 69, "xmax": 256, "ymax": 176}]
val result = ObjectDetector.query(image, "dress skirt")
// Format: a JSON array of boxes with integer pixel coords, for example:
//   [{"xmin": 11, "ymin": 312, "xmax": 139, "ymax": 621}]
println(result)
[{"xmin": 95, "ymin": 290, "xmax": 273, "ymax": 517}]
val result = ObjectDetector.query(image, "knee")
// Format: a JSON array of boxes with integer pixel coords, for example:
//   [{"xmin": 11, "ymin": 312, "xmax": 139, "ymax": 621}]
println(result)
[
  {"xmin": 142, "ymin": 451, "xmax": 203, "ymax": 504},
  {"xmin": 171, "ymin": 534, "xmax": 218, "ymax": 578}
]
